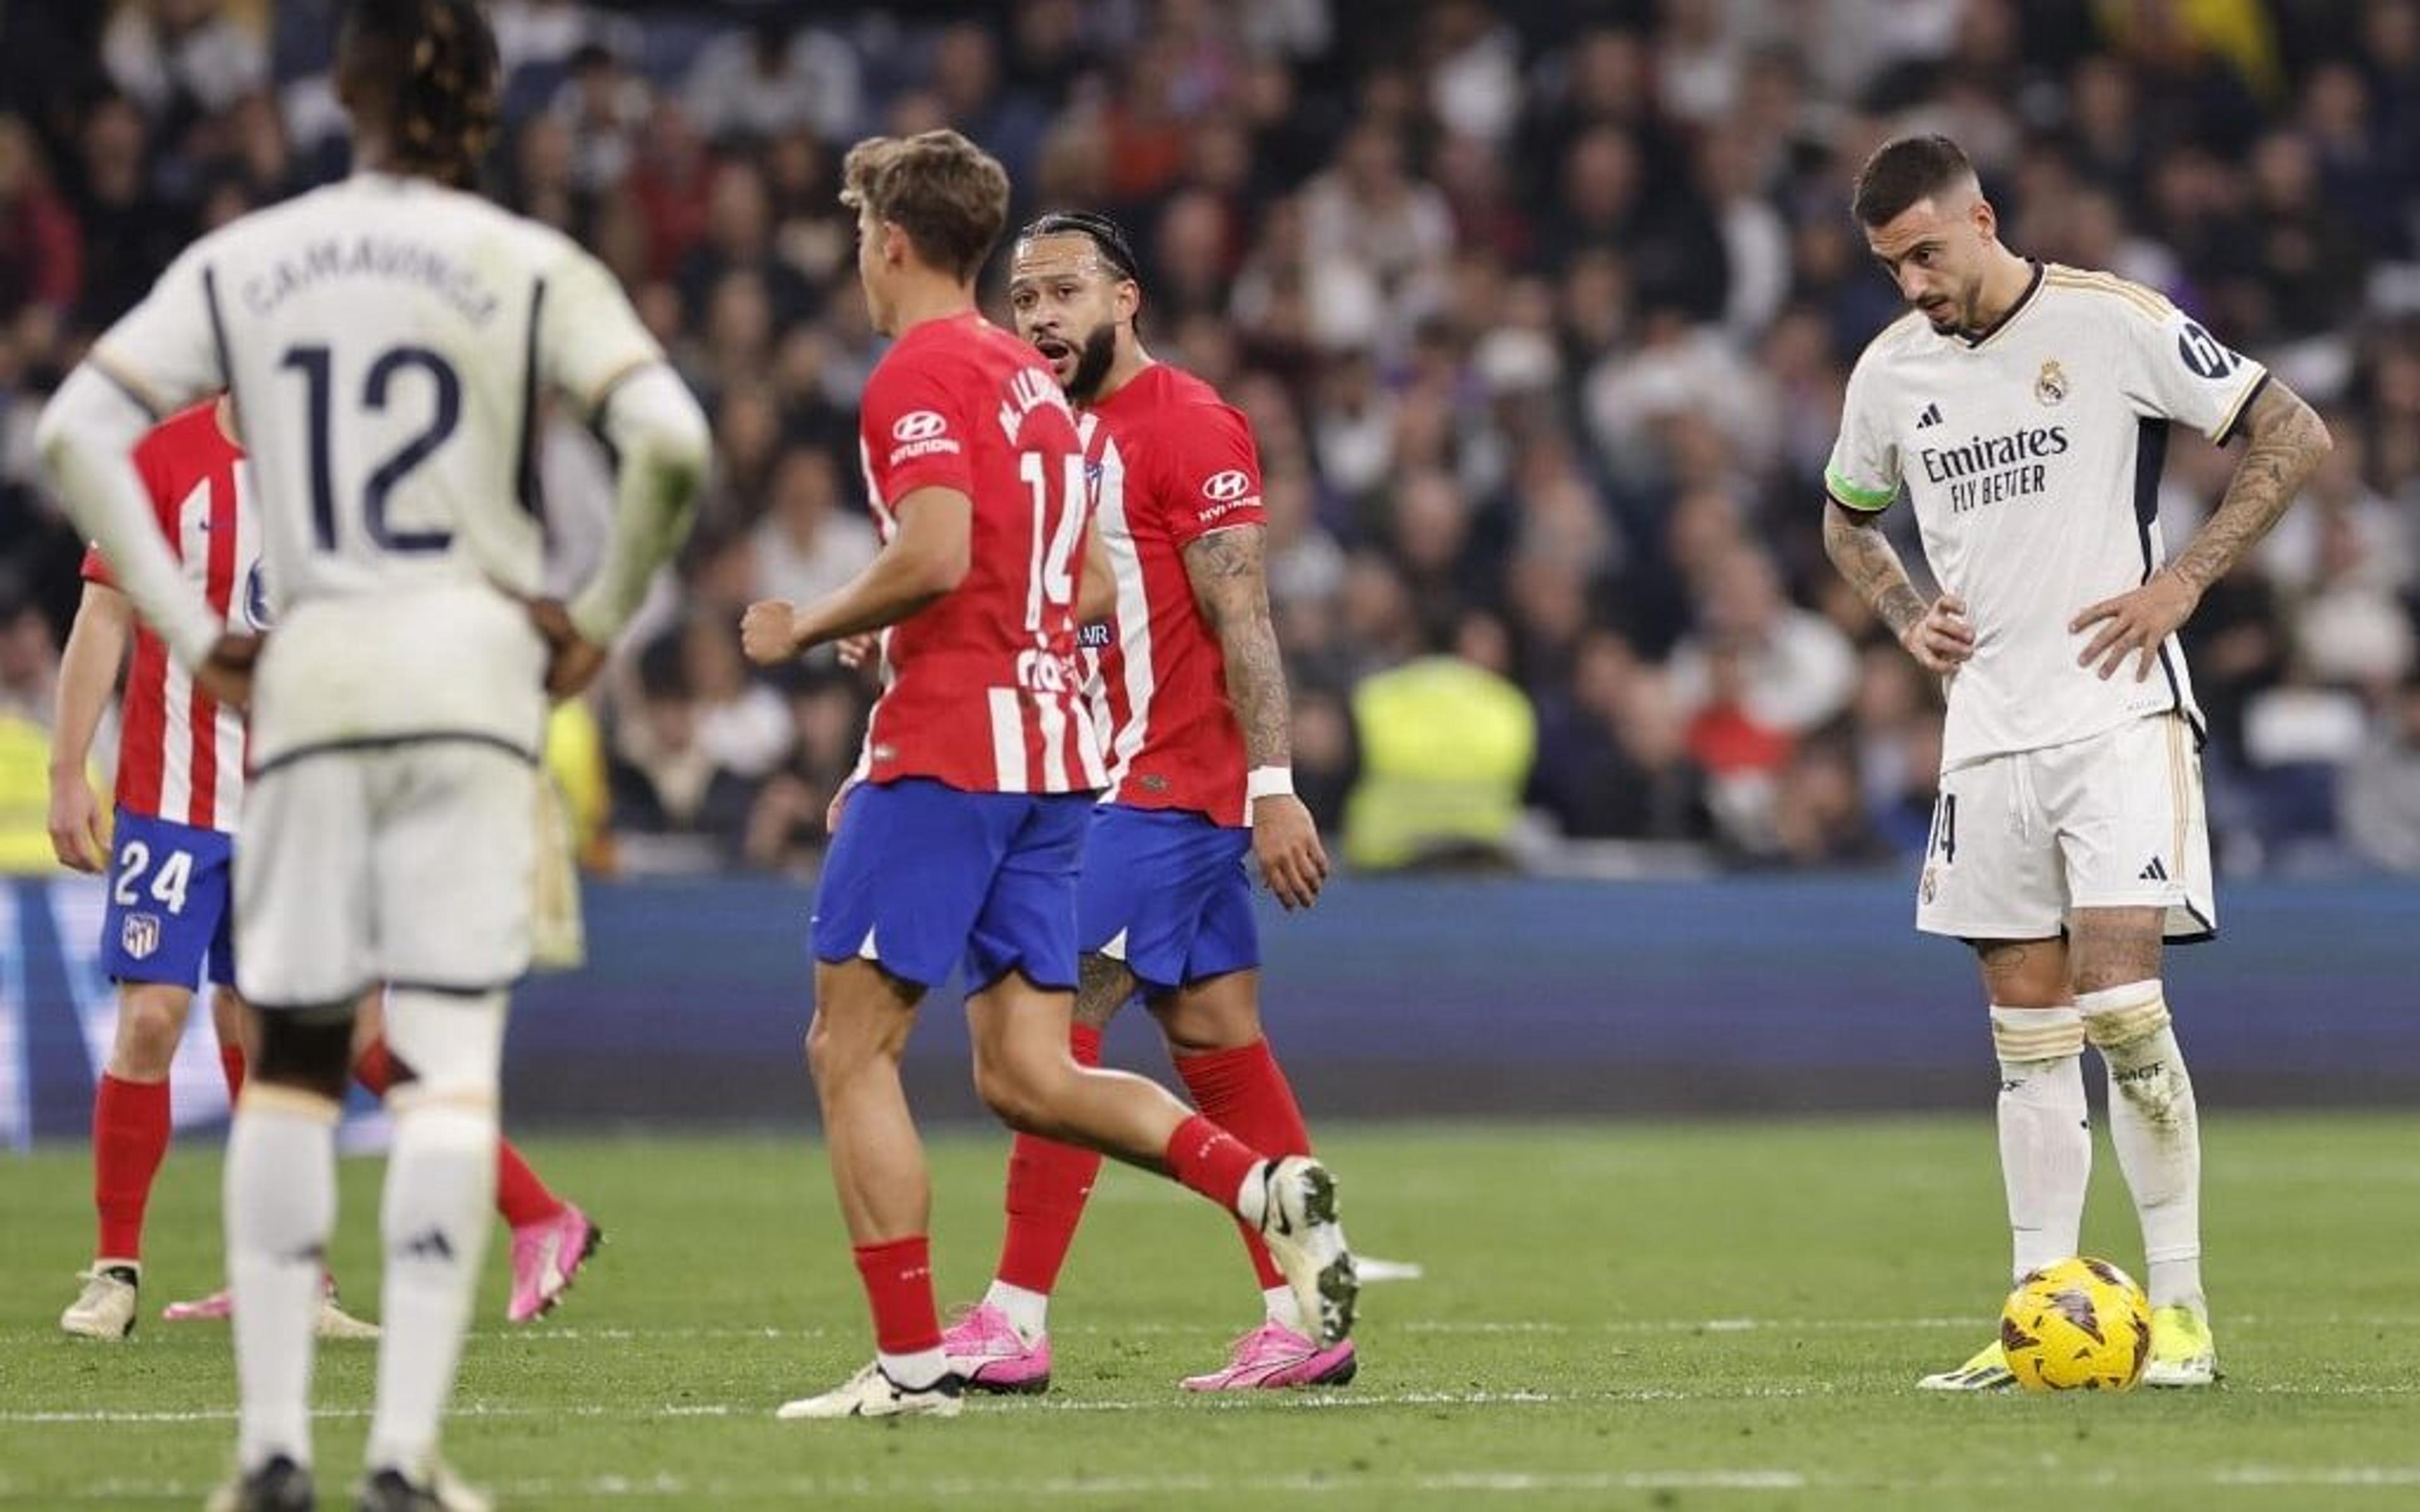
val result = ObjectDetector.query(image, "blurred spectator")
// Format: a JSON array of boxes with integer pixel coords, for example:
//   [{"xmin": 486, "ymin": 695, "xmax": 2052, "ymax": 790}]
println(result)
[
  {"xmin": 682, "ymin": 18, "xmax": 863, "ymax": 147},
  {"xmin": 608, "ymin": 629, "xmax": 768, "ymax": 859},
  {"xmin": 2341, "ymin": 677, "xmax": 2420, "ymax": 872},
  {"xmin": 1668, "ymin": 546, "xmax": 1858, "ymax": 736},
  {"xmin": 0, "ymin": 599, "xmax": 60, "ymax": 873},
  {"xmin": 751, "ymin": 447, "xmax": 879, "ymax": 610},
  {"xmin": 1343, "ymin": 617, "xmax": 1536, "ymax": 870},
  {"xmin": 103, "ymin": 0, "xmax": 267, "ymax": 129},
  {"xmin": 0, "ymin": 117, "xmax": 83, "ymax": 348}
]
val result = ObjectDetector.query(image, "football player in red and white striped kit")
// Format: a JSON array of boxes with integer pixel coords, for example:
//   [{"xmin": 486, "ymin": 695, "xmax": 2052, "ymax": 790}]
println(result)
[
  {"xmin": 938, "ymin": 210, "xmax": 1350, "ymax": 1392},
  {"xmin": 741, "ymin": 132, "xmax": 1354, "ymax": 1421},
  {"xmin": 50, "ymin": 395, "xmax": 597, "ymax": 1343}
]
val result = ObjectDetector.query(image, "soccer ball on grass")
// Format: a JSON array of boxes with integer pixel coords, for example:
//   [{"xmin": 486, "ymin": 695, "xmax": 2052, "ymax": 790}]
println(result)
[{"xmin": 1999, "ymin": 1256, "xmax": 2153, "ymax": 1392}]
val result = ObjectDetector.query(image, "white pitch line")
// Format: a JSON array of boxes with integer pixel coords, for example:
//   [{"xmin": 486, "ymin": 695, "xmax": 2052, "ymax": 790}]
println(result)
[{"xmin": 13, "ymin": 1377, "xmax": 2420, "ymax": 1428}]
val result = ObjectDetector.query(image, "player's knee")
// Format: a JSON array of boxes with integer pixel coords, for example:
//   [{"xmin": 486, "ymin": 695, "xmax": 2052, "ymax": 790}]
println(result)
[
  {"xmin": 379, "ymin": 989, "xmax": 504, "ymax": 1106},
  {"xmin": 971, "ymin": 1044, "xmax": 1066, "ymax": 1133},
  {"xmin": 110, "ymin": 988, "xmax": 190, "ymax": 1078},
  {"xmin": 252, "ymin": 1009, "xmax": 357, "ymax": 1102},
  {"xmin": 1152, "ymin": 987, "xmax": 1261, "ymax": 1056},
  {"xmin": 804, "ymin": 1009, "xmax": 889, "ymax": 1087}
]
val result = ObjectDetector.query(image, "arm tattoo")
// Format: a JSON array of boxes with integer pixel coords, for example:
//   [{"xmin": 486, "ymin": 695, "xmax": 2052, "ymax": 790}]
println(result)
[
  {"xmin": 1183, "ymin": 524, "xmax": 1293, "ymax": 769},
  {"xmin": 2169, "ymin": 381, "xmax": 2332, "ymax": 597},
  {"xmin": 1822, "ymin": 501, "xmax": 1928, "ymax": 641}
]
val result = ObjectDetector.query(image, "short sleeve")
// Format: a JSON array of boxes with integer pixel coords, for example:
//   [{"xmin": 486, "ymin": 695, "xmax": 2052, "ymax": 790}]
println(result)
[
  {"xmin": 80, "ymin": 545, "xmax": 115, "ymax": 588},
  {"xmin": 1824, "ymin": 353, "xmax": 1901, "ymax": 513},
  {"xmin": 858, "ymin": 351, "xmax": 974, "ymax": 507},
  {"xmin": 2115, "ymin": 300, "xmax": 2269, "ymax": 444},
  {"xmin": 1156, "ymin": 404, "xmax": 1267, "ymax": 549},
  {"xmin": 88, "ymin": 245, "xmax": 225, "ymax": 418},
  {"xmin": 538, "ymin": 244, "xmax": 667, "ymax": 419}
]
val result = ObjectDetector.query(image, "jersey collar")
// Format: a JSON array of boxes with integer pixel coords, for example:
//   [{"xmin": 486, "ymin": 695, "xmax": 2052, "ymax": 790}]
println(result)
[{"xmin": 1954, "ymin": 260, "xmax": 2044, "ymax": 350}]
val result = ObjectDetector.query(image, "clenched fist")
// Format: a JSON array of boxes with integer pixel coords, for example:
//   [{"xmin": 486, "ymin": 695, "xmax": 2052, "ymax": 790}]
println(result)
[{"xmin": 741, "ymin": 600, "xmax": 805, "ymax": 667}]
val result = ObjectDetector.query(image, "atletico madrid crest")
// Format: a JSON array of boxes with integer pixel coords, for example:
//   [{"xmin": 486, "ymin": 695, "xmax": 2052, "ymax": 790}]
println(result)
[{"xmin": 122, "ymin": 913, "xmax": 162, "ymax": 961}]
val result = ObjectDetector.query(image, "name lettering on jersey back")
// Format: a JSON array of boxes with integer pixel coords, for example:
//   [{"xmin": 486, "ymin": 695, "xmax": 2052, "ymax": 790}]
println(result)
[
  {"xmin": 1918, "ymin": 424, "xmax": 2070, "ymax": 515},
  {"xmin": 996, "ymin": 367, "xmax": 1075, "ymax": 443},
  {"xmin": 243, "ymin": 237, "xmax": 500, "ymax": 326}
]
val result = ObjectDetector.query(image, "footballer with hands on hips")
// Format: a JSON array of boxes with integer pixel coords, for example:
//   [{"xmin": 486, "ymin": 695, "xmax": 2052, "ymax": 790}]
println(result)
[
  {"xmin": 35, "ymin": 1, "xmax": 709, "ymax": 1506},
  {"xmin": 1821, "ymin": 134, "xmax": 2331, "ymax": 1395}
]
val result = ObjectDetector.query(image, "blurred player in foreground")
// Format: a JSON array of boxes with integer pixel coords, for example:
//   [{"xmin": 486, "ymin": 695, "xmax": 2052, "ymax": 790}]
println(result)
[
  {"xmin": 935, "ymin": 210, "xmax": 1349, "ymax": 1393},
  {"xmin": 1821, "ymin": 135, "xmax": 2331, "ymax": 1392},
  {"xmin": 739, "ymin": 129, "xmax": 1356, "ymax": 1422},
  {"xmin": 50, "ymin": 396, "xmax": 599, "ymax": 1348},
  {"xmin": 35, "ymin": 1, "xmax": 706, "ymax": 1505}
]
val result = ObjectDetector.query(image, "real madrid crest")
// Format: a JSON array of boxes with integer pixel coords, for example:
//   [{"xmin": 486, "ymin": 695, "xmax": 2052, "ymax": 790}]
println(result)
[
  {"xmin": 2034, "ymin": 358, "xmax": 2068, "ymax": 407},
  {"xmin": 1920, "ymin": 866, "xmax": 1939, "ymax": 905}
]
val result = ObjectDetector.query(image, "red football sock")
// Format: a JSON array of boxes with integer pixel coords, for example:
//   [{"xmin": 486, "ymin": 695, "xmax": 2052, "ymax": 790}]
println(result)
[
  {"xmin": 853, "ymin": 1236, "xmax": 942, "ymax": 1355},
  {"xmin": 1177, "ymin": 1039, "xmax": 1312, "ymax": 1290},
  {"xmin": 93, "ymin": 1074, "xmax": 171, "ymax": 1262},
  {"xmin": 352, "ymin": 1036, "xmax": 395, "ymax": 1096},
  {"xmin": 1163, "ymin": 1113, "xmax": 1265, "ymax": 1215},
  {"xmin": 994, "ymin": 1024, "xmax": 1105, "ymax": 1294},
  {"xmin": 360, "ymin": 1034, "xmax": 565, "ymax": 1227},
  {"xmin": 495, "ymin": 1140, "xmax": 565, "ymax": 1228},
  {"xmin": 219, "ymin": 1045, "xmax": 246, "ymax": 1103}
]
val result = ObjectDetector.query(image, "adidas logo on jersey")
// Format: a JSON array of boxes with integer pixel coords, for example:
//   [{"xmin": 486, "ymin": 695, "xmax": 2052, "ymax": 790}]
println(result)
[
  {"xmin": 1915, "ymin": 401, "xmax": 1944, "ymax": 429},
  {"xmin": 2138, "ymin": 857, "xmax": 2170, "ymax": 881}
]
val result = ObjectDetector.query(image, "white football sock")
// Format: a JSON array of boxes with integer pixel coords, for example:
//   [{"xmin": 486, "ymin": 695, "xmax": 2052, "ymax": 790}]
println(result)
[
  {"xmin": 364, "ymin": 1096, "xmax": 497, "ymax": 1475},
  {"xmin": 880, "ymin": 1346, "xmax": 950, "ymax": 1390},
  {"xmin": 1263, "ymin": 1285, "xmax": 1305, "ymax": 1334},
  {"xmin": 1233, "ymin": 1160, "xmax": 1271, "ymax": 1227},
  {"xmin": 1990, "ymin": 1005, "xmax": 2091, "ymax": 1283},
  {"xmin": 2080, "ymin": 982, "xmax": 2204, "ymax": 1312},
  {"xmin": 226, "ymin": 1087, "xmax": 339, "ymax": 1471},
  {"xmin": 981, "ymin": 1279, "xmax": 1049, "ymax": 1343}
]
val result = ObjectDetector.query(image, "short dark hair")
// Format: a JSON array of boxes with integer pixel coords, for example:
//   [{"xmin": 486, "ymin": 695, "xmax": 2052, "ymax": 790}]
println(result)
[
  {"xmin": 1017, "ymin": 210, "xmax": 1143, "ymax": 285},
  {"xmin": 1852, "ymin": 134, "xmax": 1977, "ymax": 227},
  {"xmin": 1016, "ymin": 209, "xmax": 1144, "ymax": 331},
  {"xmin": 840, "ymin": 130, "xmax": 1011, "ymax": 285},
  {"xmin": 338, "ymin": 0, "xmax": 500, "ymax": 189}
]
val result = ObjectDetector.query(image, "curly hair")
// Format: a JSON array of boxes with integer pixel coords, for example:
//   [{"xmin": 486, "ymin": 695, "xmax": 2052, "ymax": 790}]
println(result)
[{"xmin": 338, "ymin": 0, "xmax": 500, "ymax": 188}]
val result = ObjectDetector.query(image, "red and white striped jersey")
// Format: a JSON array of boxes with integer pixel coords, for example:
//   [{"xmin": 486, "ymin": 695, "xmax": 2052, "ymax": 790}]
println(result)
[
  {"xmin": 853, "ymin": 310, "xmax": 1105, "ymax": 795},
  {"xmin": 1080, "ymin": 363, "xmax": 1267, "ymax": 828},
  {"xmin": 80, "ymin": 399, "xmax": 263, "ymax": 833}
]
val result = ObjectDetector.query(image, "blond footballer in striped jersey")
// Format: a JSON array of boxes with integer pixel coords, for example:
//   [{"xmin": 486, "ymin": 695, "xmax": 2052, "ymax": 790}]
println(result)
[{"xmin": 1821, "ymin": 135, "xmax": 2332, "ymax": 1394}]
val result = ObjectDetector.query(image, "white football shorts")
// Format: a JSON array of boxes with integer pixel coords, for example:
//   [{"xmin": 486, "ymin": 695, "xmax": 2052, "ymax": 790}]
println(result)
[
  {"xmin": 234, "ymin": 739, "xmax": 538, "ymax": 1007},
  {"xmin": 1915, "ymin": 712, "xmax": 2214, "ymax": 943}
]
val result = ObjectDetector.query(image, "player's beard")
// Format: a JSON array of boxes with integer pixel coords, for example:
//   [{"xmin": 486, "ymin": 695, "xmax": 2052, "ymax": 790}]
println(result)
[{"xmin": 1063, "ymin": 321, "xmax": 1119, "ymax": 403}]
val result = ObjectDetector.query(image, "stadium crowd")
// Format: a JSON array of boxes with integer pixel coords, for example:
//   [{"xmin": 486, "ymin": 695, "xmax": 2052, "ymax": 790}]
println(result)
[{"xmin": 4, "ymin": 0, "xmax": 2419, "ymax": 877}]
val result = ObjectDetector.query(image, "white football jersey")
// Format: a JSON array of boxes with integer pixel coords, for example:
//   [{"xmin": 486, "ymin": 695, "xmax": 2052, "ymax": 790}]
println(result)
[
  {"xmin": 89, "ymin": 173, "xmax": 664, "ymax": 764},
  {"xmin": 1826, "ymin": 263, "xmax": 2266, "ymax": 769}
]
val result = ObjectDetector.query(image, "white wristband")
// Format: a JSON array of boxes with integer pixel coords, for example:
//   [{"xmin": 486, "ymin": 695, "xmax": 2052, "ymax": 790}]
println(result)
[{"xmin": 1246, "ymin": 765, "xmax": 1294, "ymax": 801}]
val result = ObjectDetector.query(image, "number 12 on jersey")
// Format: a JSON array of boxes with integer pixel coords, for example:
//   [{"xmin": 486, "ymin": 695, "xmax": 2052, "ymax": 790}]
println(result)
[
  {"xmin": 1018, "ymin": 449, "xmax": 1088, "ymax": 633},
  {"xmin": 279, "ymin": 341, "xmax": 463, "ymax": 555}
]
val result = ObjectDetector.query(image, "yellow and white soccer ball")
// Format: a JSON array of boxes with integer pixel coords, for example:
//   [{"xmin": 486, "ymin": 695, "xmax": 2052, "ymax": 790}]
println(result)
[{"xmin": 2000, "ymin": 1256, "xmax": 2153, "ymax": 1392}]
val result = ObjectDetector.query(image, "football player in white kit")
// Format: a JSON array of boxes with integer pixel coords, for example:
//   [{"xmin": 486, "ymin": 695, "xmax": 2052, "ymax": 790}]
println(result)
[
  {"xmin": 35, "ymin": 3, "xmax": 708, "ymax": 1507},
  {"xmin": 1821, "ymin": 136, "xmax": 2332, "ymax": 1392}
]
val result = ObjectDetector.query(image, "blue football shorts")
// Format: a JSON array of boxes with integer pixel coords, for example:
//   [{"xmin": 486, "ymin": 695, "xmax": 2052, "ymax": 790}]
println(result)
[
  {"xmin": 811, "ymin": 777, "xmax": 1094, "ymax": 992},
  {"xmin": 100, "ymin": 808, "xmax": 236, "ymax": 988},
  {"xmin": 1076, "ymin": 803, "xmax": 1259, "ymax": 994}
]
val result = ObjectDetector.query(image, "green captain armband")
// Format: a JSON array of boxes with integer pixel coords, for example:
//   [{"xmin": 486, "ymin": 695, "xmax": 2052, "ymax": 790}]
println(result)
[{"xmin": 1824, "ymin": 466, "xmax": 1898, "ymax": 513}]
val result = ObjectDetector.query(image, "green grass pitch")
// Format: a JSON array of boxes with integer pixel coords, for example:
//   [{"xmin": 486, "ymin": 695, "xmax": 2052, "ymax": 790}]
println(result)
[{"xmin": 3, "ymin": 1114, "xmax": 2414, "ymax": 1509}]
